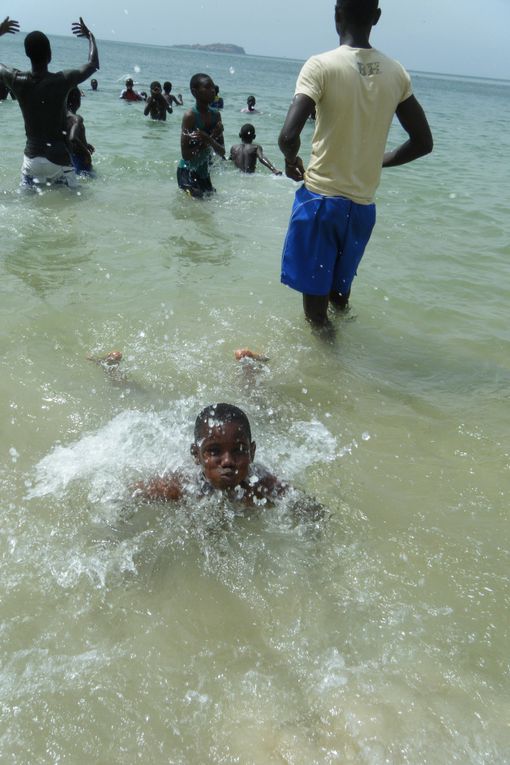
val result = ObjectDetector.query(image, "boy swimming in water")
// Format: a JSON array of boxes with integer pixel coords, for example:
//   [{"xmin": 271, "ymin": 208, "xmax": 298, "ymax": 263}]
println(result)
[
  {"xmin": 229, "ymin": 124, "xmax": 281, "ymax": 175},
  {"xmin": 177, "ymin": 73, "xmax": 225, "ymax": 198},
  {"xmin": 133, "ymin": 403, "xmax": 285, "ymax": 505}
]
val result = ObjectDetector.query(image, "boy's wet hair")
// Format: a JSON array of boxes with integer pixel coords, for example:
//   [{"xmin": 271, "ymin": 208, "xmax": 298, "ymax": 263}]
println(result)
[
  {"xmin": 240, "ymin": 123, "xmax": 255, "ymax": 142},
  {"xmin": 190, "ymin": 73, "xmax": 212, "ymax": 93},
  {"xmin": 150, "ymin": 81, "xmax": 162, "ymax": 91},
  {"xmin": 163, "ymin": 81, "xmax": 172, "ymax": 91},
  {"xmin": 194, "ymin": 404, "xmax": 252, "ymax": 443},
  {"xmin": 335, "ymin": 0, "xmax": 379, "ymax": 24},
  {"xmin": 125, "ymin": 78, "xmax": 134, "ymax": 87},
  {"xmin": 24, "ymin": 31, "xmax": 51, "ymax": 65}
]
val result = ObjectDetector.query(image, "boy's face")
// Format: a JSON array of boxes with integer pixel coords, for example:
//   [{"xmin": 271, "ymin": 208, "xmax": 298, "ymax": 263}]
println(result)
[
  {"xmin": 193, "ymin": 77, "xmax": 216, "ymax": 105},
  {"xmin": 151, "ymin": 84, "xmax": 161, "ymax": 96},
  {"xmin": 191, "ymin": 421, "xmax": 256, "ymax": 490}
]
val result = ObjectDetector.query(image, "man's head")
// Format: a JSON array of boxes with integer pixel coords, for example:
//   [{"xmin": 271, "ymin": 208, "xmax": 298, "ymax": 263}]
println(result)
[
  {"xmin": 125, "ymin": 78, "xmax": 134, "ymax": 89},
  {"xmin": 91, "ymin": 78, "xmax": 98, "ymax": 91},
  {"xmin": 191, "ymin": 404, "xmax": 256, "ymax": 490},
  {"xmin": 247, "ymin": 95, "xmax": 256, "ymax": 109},
  {"xmin": 335, "ymin": 0, "xmax": 380, "ymax": 28},
  {"xmin": 239, "ymin": 123, "xmax": 256, "ymax": 144},
  {"xmin": 24, "ymin": 31, "xmax": 51, "ymax": 66}
]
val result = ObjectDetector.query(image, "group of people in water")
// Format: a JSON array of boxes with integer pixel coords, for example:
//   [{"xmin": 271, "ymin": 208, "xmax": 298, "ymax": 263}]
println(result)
[{"xmin": 0, "ymin": 1, "xmax": 433, "ymax": 507}]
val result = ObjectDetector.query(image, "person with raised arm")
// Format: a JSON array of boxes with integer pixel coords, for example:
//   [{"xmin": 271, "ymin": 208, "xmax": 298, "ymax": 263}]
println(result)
[{"xmin": 0, "ymin": 16, "xmax": 99, "ymax": 188}]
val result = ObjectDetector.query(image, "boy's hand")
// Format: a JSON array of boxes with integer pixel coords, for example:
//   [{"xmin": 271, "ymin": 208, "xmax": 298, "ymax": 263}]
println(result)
[
  {"xmin": 72, "ymin": 17, "xmax": 93, "ymax": 39},
  {"xmin": 0, "ymin": 16, "xmax": 19, "ymax": 35}
]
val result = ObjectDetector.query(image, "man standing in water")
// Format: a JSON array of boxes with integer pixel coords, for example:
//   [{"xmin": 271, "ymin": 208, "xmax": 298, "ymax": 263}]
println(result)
[
  {"xmin": 278, "ymin": 0, "xmax": 433, "ymax": 326},
  {"xmin": 0, "ymin": 16, "xmax": 99, "ymax": 188}
]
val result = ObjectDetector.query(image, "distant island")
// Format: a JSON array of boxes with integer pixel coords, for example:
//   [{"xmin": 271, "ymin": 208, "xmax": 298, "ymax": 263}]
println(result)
[{"xmin": 172, "ymin": 43, "xmax": 246, "ymax": 55}]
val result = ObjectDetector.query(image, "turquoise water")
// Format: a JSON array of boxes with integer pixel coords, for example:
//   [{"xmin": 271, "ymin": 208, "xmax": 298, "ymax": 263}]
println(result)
[{"xmin": 1, "ymin": 35, "xmax": 509, "ymax": 764}]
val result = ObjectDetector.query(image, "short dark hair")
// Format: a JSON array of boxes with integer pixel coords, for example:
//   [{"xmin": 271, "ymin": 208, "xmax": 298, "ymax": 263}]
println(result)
[
  {"xmin": 194, "ymin": 404, "xmax": 252, "ymax": 443},
  {"xmin": 150, "ymin": 81, "xmax": 162, "ymax": 90},
  {"xmin": 240, "ymin": 123, "xmax": 255, "ymax": 142},
  {"xmin": 336, "ymin": 0, "xmax": 379, "ymax": 25},
  {"xmin": 24, "ymin": 31, "xmax": 51, "ymax": 64},
  {"xmin": 189, "ymin": 73, "xmax": 212, "ymax": 93},
  {"xmin": 163, "ymin": 81, "xmax": 172, "ymax": 91}
]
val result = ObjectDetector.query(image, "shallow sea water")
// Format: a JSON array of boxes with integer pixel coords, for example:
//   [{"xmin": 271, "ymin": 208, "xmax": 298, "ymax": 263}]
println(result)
[{"xmin": 0, "ymin": 35, "xmax": 509, "ymax": 764}]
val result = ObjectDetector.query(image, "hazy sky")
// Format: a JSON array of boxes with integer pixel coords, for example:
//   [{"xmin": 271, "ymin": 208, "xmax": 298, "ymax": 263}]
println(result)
[{"xmin": 7, "ymin": 0, "xmax": 510, "ymax": 79}]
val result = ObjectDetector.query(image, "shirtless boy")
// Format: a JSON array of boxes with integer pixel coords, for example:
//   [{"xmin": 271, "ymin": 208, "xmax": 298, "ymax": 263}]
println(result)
[
  {"xmin": 0, "ymin": 16, "xmax": 98, "ymax": 188},
  {"xmin": 67, "ymin": 86, "xmax": 94, "ymax": 174},
  {"xmin": 144, "ymin": 80, "xmax": 172, "ymax": 120},
  {"xmin": 229, "ymin": 123, "xmax": 281, "ymax": 175},
  {"xmin": 177, "ymin": 73, "xmax": 225, "ymax": 198},
  {"xmin": 134, "ymin": 404, "xmax": 285, "ymax": 506}
]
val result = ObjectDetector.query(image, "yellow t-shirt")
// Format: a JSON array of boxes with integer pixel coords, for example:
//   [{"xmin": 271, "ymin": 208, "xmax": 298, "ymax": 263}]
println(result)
[{"xmin": 295, "ymin": 45, "xmax": 413, "ymax": 204}]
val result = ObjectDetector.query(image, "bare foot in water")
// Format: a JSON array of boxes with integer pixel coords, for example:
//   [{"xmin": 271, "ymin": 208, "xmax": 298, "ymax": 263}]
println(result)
[{"xmin": 234, "ymin": 348, "xmax": 269, "ymax": 362}]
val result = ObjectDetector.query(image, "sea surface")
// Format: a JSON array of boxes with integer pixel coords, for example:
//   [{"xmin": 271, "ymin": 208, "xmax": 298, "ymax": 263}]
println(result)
[{"xmin": 1, "ymin": 34, "xmax": 509, "ymax": 764}]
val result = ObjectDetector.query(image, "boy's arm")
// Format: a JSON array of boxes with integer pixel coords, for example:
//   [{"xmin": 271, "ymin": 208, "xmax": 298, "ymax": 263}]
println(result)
[
  {"xmin": 383, "ymin": 95, "xmax": 433, "ymax": 167},
  {"xmin": 143, "ymin": 98, "xmax": 152, "ymax": 116},
  {"xmin": 181, "ymin": 109, "xmax": 199, "ymax": 159},
  {"xmin": 278, "ymin": 93, "xmax": 315, "ymax": 181},
  {"xmin": 256, "ymin": 145, "xmax": 282, "ymax": 175},
  {"xmin": 132, "ymin": 473, "xmax": 184, "ymax": 502}
]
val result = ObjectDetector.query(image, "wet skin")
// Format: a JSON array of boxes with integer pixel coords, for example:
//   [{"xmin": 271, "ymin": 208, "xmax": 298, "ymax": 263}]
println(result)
[{"xmin": 191, "ymin": 422, "xmax": 256, "ymax": 491}]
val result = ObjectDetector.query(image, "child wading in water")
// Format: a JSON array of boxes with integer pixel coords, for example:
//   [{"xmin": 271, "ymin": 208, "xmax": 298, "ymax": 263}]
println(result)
[
  {"xmin": 144, "ymin": 80, "xmax": 172, "ymax": 121},
  {"xmin": 177, "ymin": 73, "xmax": 225, "ymax": 198},
  {"xmin": 134, "ymin": 404, "xmax": 286, "ymax": 506},
  {"xmin": 67, "ymin": 86, "xmax": 95, "ymax": 175},
  {"xmin": 229, "ymin": 123, "xmax": 281, "ymax": 175}
]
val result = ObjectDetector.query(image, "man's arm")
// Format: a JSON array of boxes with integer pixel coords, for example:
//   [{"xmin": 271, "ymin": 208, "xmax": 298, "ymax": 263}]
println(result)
[
  {"xmin": 69, "ymin": 17, "xmax": 99, "ymax": 85},
  {"xmin": 0, "ymin": 15, "xmax": 19, "ymax": 84},
  {"xmin": 278, "ymin": 93, "xmax": 315, "ymax": 181},
  {"xmin": 0, "ymin": 15, "xmax": 19, "ymax": 37},
  {"xmin": 383, "ymin": 95, "xmax": 433, "ymax": 168}
]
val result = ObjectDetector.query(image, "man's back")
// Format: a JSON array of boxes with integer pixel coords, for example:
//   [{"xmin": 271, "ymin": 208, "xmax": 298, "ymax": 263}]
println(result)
[
  {"xmin": 297, "ymin": 45, "xmax": 412, "ymax": 203},
  {"xmin": 5, "ymin": 69, "xmax": 74, "ymax": 163}
]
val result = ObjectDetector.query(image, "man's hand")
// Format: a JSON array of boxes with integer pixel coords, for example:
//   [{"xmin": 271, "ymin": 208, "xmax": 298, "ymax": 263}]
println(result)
[
  {"xmin": 0, "ymin": 16, "xmax": 19, "ymax": 36},
  {"xmin": 284, "ymin": 156, "xmax": 305, "ymax": 182},
  {"xmin": 71, "ymin": 17, "xmax": 92, "ymax": 39}
]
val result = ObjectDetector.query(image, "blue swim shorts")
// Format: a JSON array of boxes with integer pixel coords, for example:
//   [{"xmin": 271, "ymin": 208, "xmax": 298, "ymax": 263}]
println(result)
[{"xmin": 281, "ymin": 185, "xmax": 376, "ymax": 296}]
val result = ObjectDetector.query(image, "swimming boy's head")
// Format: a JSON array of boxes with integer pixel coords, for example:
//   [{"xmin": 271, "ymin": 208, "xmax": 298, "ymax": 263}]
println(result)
[
  {"xmin": 150, "ymin": 80, "xmax": 162, "ymax": 94},
  {"xmin": 247, "ymin": 95, "xmax": 256, "ymax": 108},
  {"xmin": 239, "ymin": 123, "xmax": 256, "ymax": 144},
  {"xmin": 163, "ymin": 81, "xmax": 172, "ymax": 93},
  {"xmin": 67, "ymin": 86, "xmax": 81, "ymax": 113},
  {"xmin": 91, "ymin": 78, "xmax": 98, "ymax": 90},
  {"xmin": 24, "ymin": 31, "xmax": 51, "ymax": 66},
  {"xmin": 335, "ymin": 0, "xmax": 380, "ymax": 28},
  {"xmin": 191, "ymin": 404, "xmax": 256, "ymax": 490},
  {"xmin": 125, "ymin": 78, "xmax": 134, "ymax": 89},
  {"xmin": 189, "ymin": 73, "xmax": 215, "ymax": 104}
]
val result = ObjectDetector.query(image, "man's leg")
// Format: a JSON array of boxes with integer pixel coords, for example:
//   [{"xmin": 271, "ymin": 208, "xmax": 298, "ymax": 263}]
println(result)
[
  {"xmin": 329, "ymin": 289, "xmax": 351, "ymax": 311},
  {"xmin": 303, "ymin": 294, "xmax": 329, "ymax": 325}
]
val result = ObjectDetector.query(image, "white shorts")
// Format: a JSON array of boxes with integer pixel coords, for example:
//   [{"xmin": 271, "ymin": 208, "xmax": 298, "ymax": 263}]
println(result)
[{"xmin": 21, "ymin": 155, "xmax": 78, "ymax": 189}]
